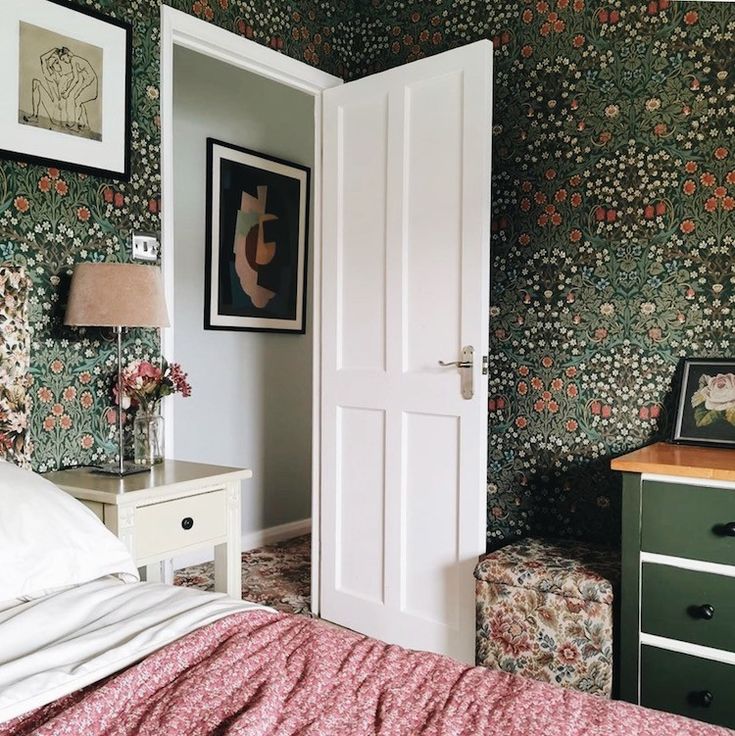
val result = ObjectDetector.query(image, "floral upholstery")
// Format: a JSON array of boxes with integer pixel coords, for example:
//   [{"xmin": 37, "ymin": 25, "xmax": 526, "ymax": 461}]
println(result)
[
  {"xmin": 475, "ymin": 538, "xmax": 620, "ymax": 697},
  {"xmin": 0, "ymin": 266, "xmax": 31, "ymax": 468}
]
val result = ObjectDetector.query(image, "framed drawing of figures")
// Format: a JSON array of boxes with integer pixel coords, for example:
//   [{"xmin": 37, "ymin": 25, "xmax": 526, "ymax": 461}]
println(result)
[
  {"xmin": 205, "ymin": 139, "xmax": 311, "ymax": 334},
  {"xmin": 0, "ymin": 0, "xmax": 132, "ymax": 180}
]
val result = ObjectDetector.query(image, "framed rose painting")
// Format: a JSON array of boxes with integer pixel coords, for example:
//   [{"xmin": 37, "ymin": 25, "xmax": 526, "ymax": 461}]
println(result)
[{"xmin": 673, "ymin": 358, "xmax": 735, "ymax": 448}]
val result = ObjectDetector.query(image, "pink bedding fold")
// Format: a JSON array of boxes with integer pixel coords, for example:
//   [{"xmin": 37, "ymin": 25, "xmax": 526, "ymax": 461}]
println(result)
[{"xmin": 1, "ymin": 610, "xmax": 729, "ymax": 736}]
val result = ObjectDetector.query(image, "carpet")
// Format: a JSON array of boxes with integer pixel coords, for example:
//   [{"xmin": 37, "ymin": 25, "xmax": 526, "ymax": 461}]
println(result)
[{"xmin": 174, "ymin": 534, "xmax": 312, "ymax": 616}]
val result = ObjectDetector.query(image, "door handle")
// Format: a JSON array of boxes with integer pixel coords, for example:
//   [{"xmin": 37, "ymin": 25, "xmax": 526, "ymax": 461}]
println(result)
[
  {"xmin": 438, "ymin": 360, "xmax": 472, "ymax": 368},
  {"xmin": 437, "ymin": 345, "xmax": 474, "ymax": 399}
]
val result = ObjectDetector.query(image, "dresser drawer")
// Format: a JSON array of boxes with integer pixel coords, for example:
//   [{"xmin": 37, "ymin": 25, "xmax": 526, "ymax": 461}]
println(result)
[
  {"xmin": 641, "ymin": 480, "xmax": 735, "ymax": 565},
  {"xmin": 135, "ymin": 490, "xmax": 227, "ymax": 560},
  {"xmin": 641, "ymin": 646, "xmax": 735, "ymax": 728},
  {"xmin": 642, "ymin": 563, "xmax": 735, "ymax": 652}
]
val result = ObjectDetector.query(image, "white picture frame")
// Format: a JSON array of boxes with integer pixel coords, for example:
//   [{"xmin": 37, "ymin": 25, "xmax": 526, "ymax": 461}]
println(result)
[
  {"xmin": 205, "ymin": 138, "xmax": 310, "ymax": 334},
  {"xmin": 0, "ymin": 0, "xmax": 132, "ymax": 180}
]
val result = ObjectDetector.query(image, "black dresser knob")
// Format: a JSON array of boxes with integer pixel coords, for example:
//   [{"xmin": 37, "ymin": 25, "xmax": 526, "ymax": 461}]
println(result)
[
  {"xmin": 690, "ymin": 690, "xmax": 714, "ymax": 708},
  {"xmin": 691, "ymin": 603, "xmax": 715, "ymax": 620},
  {"xmin": 181, "ymin": 516, "xmax": 194, "ymax": 530},
  {"xmin": 717, "ymin": 522, "xmax": 735, "ymax": 537}
]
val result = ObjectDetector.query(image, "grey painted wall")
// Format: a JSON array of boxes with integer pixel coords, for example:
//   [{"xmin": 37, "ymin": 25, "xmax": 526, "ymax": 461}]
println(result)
[{"xmin": 173, "ymin": 46, "xmax": 315, "ymax": 537}]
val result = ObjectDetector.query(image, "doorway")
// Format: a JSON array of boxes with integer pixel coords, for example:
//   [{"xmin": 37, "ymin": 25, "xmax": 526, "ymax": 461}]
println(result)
[{"xmin": 160, "ymin": 6, "xmax": 342, "ymax": 615}]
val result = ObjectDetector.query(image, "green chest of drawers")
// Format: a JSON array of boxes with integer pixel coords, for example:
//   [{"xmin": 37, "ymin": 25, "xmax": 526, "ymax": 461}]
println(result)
[{"xmin": 613, "ymin": 443, "xmax": 735, "ymax": 730}]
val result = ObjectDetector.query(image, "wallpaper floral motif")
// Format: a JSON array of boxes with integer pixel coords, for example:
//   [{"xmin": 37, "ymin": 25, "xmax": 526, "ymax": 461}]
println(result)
[
  {"xmin": 1, "ymin": 0, "xmax": 732, "ymax": 551},
  {"xmin": 353, "ymin": 0, "xmax": 735, "ymax": 548},
  {"xmin": 0, "ymin": 0, "xmax": 350, "ymax": 473}
]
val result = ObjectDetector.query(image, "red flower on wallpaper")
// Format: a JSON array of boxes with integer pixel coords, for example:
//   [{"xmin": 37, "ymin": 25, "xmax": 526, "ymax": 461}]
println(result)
[
  {"xmin": 700, "ymin": 172, "xmax": 716, "ymax": 187},
  {"xmin": 13, "ymin": 197, "xmax": 30, "ymax": 213}
]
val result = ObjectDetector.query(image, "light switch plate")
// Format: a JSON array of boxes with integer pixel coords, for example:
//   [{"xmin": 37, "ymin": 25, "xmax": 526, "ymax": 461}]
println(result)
[{"xmin": 132, "ymin": 233, "xmax": 159, "ymax": 261}]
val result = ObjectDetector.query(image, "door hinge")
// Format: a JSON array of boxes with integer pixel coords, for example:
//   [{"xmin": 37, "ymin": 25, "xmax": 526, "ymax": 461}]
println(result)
[{"xmin": 482, "ymin": 355, "xmax": 489, "ymax": 375}]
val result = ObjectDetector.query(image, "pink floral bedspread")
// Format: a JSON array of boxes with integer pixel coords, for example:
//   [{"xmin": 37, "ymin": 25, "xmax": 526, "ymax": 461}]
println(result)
[{"xmin": 1, "ymin": 610, "xmax": 730, "ymax": 736}]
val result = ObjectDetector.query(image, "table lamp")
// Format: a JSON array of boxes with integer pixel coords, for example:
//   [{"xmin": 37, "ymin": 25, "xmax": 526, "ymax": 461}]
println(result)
[{"xmin": 65, "ymin": 262, "xmax": 170, "ymax": 475}]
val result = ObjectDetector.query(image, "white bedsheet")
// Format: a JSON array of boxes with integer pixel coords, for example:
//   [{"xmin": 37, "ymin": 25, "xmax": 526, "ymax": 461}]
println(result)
[{"xmin": 0, "ymin": 577, "xmax": 270, "ymax": 723}]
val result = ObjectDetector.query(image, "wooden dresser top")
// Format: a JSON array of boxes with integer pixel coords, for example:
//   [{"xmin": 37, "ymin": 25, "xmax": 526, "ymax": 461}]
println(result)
[{"xmin": 611, "ymin": 442, "xmax": 735, "ymax": 481}]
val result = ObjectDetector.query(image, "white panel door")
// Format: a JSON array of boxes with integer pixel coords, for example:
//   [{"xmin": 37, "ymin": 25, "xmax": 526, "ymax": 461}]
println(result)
[{"xmin": 321, "ymin": 41, "xmax": 492, "ymax": 663}]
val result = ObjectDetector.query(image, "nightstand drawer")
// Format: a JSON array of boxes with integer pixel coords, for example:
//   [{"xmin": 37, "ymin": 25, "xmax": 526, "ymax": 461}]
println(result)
[
  {"xmin": 135, "ymin": 490, "xmax": 227, "ymax": 560},
  {"xmin": 641, "ymin": 480, "xmax": 735, "ymax": 565},
  {"xmin": 642, "ymin": 563, "xmax": 735, "ymax": 652},
  {"xmin": 641, "ymin": 646, "xmax": 735, "ymax": 728}
]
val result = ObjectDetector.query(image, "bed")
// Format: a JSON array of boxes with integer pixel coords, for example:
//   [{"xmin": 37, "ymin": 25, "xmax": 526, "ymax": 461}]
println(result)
[{"xmin": 0, "ymin": 265, "xmax": 732, "ymax": 735}]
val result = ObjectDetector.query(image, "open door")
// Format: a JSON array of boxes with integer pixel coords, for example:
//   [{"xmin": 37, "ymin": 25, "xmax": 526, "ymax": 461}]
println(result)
[{"xmin": 320, "ymin": 41, "xmax": 492, "ymax": 663}]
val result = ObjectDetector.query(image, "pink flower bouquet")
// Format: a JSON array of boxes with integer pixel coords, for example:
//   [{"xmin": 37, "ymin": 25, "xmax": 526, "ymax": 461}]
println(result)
[{"xmin": 114, "ymin": 358, "xmax": 191, "ymax": 414}]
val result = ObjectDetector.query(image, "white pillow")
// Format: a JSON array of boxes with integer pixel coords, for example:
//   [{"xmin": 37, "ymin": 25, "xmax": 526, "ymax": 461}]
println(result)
[{"xmin": 0, "ymin": 462, "xmax": 139, "ymax": 600}]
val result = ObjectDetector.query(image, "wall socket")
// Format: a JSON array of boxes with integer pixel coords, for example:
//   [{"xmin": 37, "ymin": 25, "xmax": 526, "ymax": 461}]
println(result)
[{"xmin": 132, "ymin": 233, "xmax": 160, "ymax": 262}]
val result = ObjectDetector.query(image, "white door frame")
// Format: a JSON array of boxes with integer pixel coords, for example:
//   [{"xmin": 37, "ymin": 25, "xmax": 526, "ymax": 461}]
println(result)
[{"xmin": 159, "ymin": 5, "xmax": 342, "ymax": 614}]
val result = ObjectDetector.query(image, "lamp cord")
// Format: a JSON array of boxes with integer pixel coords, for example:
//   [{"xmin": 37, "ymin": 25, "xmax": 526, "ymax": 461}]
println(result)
[{"xmin": 116, "ymin": 326, "xmax": 124, "ymax": 474}]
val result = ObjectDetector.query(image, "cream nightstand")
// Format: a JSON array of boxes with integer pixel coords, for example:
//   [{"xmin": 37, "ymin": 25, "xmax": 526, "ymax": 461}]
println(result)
[{"xmin": 43, "ymin": 460, "xmax": 252, "ymax": 599}]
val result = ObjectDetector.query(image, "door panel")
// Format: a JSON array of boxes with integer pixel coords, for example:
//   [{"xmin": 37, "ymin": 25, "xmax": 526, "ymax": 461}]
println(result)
[
  {"xmin": 336, "ymin": 407, "xmax": 385, "ymax": 603},
  {"xmin": 321, "ymin": 41, "xmax": 492, "ymax": 662},
  {"xmin": 338, "ymin": 97, "xmax": 388, "ymax": 372},
  {"xmin": 405, "ymin": 71, "xmax": 464, "ymax": 374},
  {"xmin": 403, "ymin": 412, "xmax": 460, "ymax": 627}
]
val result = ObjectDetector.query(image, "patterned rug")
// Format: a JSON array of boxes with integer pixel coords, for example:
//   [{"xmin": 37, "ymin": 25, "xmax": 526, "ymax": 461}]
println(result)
[{"xmin": 174, "ymin": 534, "xmax": 312, "ymax": 616}]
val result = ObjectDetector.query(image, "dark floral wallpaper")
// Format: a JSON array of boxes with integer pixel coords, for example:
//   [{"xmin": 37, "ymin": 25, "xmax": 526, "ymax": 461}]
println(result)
[
  {"xmin": 353, "ymin": 0, "xmax": 735, "ymax": 548},
  {"xmin": 2, "ymin": 0, "xmax": 733, "ymax": 551},
  {"xmin": 0, "ymin": 0, "xmax": 350, "ymax": 472}
]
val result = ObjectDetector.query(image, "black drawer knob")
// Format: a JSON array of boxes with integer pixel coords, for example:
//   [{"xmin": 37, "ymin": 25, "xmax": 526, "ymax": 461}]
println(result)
[
  {"xmin": 691, "ymin": 603, "xmax": 715, "ymax": 620},
  {"xmin": 181, "ymin": 516, "xmax": 194, "ymax": 531},
  {"xmin": 719, "ymin": 522, "xmax": 735, "ymax": 537},
  {"xmin": 689, "ymin": 690, "xmax": 714, "ymax": 708}
]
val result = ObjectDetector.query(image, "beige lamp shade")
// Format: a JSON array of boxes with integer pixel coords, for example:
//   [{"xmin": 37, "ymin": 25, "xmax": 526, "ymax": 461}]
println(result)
[{"xmin": 65, "ymin": 262, "xmax": 170, "ymax": 328}]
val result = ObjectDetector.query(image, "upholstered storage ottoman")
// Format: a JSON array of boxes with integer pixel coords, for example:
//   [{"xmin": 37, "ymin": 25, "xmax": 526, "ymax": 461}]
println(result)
[{"xmin": 475, "ymin": 538, "xmax": 620, "ymax": 697}]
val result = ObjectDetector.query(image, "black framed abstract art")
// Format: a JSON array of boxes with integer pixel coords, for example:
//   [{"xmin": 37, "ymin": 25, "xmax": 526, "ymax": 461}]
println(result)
[
  {"xmin": 673, "ymin": 358, "xmax": 735, "ymax": 448},
  {"xmin": 0, "ymin": 0, "xmax": 132, "ymax": 180},
  {"xmin": 205, "ymin": 139, "xmax": 310, "ymax": 334}
]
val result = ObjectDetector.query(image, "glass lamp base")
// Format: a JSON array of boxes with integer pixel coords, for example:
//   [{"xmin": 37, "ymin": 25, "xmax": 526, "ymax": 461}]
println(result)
[{"xmin": 94, "ymin": 462, "xmax": 152, "ymax": 477}]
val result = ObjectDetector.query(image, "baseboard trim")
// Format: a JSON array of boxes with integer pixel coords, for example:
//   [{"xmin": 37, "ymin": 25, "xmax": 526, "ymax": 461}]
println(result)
[
  {"xmin": 173, "ymin": 518, "xmax": 311, "ymax": 570},
  {"xmin": 241, "ymin": 518, "xmax": 311, "ymax": 551}
]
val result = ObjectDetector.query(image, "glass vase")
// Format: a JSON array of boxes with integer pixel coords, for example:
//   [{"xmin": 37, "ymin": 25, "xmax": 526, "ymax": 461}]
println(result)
[{"xmin": 133, "ymin": 410, "xmax": 165, "ymax": 466}]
